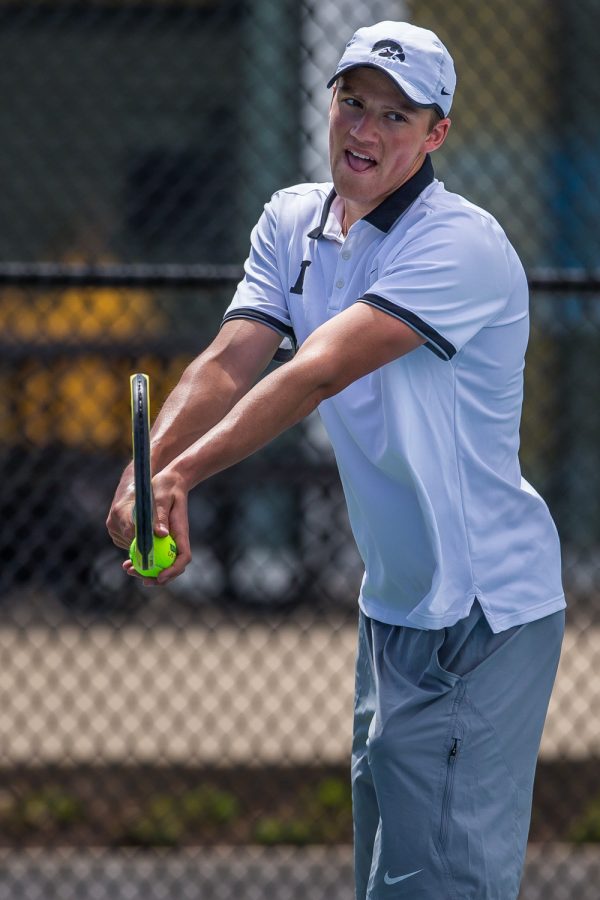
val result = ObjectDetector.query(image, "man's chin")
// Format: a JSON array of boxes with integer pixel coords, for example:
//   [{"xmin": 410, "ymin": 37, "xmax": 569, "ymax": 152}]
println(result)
[{"xmin": 332, "ymin": 167, "xmax": 377, "ymax": 197}]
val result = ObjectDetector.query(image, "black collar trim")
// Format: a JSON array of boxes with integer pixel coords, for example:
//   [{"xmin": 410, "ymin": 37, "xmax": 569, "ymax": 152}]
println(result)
[
  {"xmin": 307, "ymin": 155, "xmax": 434, "ymax": 238},
  {"xmin": 365, "ymin": 154, "xmax": 434, "ymax": 232},
  {"xmin": 307, "ymin": 189, "xmax": 337, "ymax": 239}
]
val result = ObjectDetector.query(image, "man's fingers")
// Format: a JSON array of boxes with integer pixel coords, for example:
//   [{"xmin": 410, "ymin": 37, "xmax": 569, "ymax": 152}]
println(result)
[
  {"xmin": 106, "ymin": 500, "xmax": 135, "ymax": 549},
  {"xmin": 146, "ymin": 472, "xmax": 191, "ymax": 584},
  {"xmin": 122, "ymin": 481, "xmax": 191, "ymax": 585},
  {"xmin": 123, "ymin": 545, "xmax": 187, "ymax": 586},
  {"xmin": 153, "ymin": 511, "xmax": 170, "ymax": 538},
  {"xmin": 107, "ymin": 524, "xmax": 134, "ymax": 548},
  {"xmin": 109, "ymin": 530, "xmax": 131, "ymax": 550},
  {"xmin": 155, "ymin": 493, "xmax": 191, "ymax": 584},
  {"xmin": 106, "ymin": 477, "xmax": 137, "ymax": 548},
  {"xmin": 155, "ymin": 536, "xmax": 191, "ymax": 583},
  {"xmin": 123, "ymin": 558, "xmax": 159, "ymax": 587}
]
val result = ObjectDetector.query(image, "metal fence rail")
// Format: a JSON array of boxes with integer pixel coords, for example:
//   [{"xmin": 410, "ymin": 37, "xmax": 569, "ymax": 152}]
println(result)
[{"xmin": 1, "ymin": 262, "xmax": 600, "ymax": 289}]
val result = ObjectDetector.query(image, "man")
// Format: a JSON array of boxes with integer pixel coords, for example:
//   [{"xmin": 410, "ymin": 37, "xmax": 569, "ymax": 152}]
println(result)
[{"xmin": 107, "ymin": 21, "xmax": 565, "ymax": 900}]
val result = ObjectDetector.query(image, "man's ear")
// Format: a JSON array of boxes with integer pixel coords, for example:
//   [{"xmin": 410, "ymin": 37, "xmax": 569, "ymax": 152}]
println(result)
[{"xmin": 424, "ymin": 118, "xmax": 451, "ymax": 153}]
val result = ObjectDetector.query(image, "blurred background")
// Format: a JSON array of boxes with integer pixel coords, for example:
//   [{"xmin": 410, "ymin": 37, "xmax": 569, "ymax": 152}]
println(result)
[{"xmin": 0, "ymin": 0, "xmax": 599, "ymax": 897}]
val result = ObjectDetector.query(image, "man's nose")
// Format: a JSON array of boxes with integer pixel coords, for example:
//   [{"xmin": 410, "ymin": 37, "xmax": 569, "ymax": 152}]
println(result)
[{"xmin": 349, "ymin": 112, "xmax": 378, "ymax": 143}]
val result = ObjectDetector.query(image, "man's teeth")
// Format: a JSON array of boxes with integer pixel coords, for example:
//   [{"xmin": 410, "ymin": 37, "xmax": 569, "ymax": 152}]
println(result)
[{"xmin": 350, "ymin": 150, "xmax": 375, "ymax": 162}]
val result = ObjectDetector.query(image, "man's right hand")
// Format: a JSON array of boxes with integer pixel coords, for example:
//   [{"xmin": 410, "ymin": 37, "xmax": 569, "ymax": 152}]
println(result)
[{"xmin": 105, "ymin": 474, "xmax": 136, "ymax": 550}]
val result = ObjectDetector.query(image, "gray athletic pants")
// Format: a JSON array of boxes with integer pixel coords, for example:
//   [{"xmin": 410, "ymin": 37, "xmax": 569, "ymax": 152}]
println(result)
[{"xmin": 352, "ymin": 600, "xmax": 565, "ymax": 900}]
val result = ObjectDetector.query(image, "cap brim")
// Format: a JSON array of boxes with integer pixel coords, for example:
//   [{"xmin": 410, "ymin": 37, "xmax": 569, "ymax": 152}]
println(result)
[{"xmin": 327, "ymin": 63, "xmax": 446, "ymax": 118}]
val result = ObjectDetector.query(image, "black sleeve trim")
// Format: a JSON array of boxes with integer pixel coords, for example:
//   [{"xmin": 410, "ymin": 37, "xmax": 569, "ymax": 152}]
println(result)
[
  {"xmin": 221, "ymin": 308, "xmax": 297, "ymax": 362},
  {"xmin": 359, "ymin": 293, "xmax": 456, "ymax": 361}
]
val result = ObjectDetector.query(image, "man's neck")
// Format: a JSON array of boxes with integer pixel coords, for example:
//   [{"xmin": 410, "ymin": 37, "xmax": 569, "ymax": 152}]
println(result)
[{"xmin": 339, "ymin": 152, "xmax": 427, "ymax": 235}]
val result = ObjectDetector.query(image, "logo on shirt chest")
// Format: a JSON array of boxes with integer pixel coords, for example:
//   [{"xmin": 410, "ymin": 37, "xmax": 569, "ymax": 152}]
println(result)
[{"xmin": 290, "ymin": 260, "xmax": 312, "ymax": 295}]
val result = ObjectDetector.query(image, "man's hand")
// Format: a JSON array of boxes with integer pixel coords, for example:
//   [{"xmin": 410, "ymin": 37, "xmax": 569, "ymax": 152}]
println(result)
[
  {"xmin": 121, "ymin": 466, "xmax": 192, "ymax": 585},
  {"xmin": 106, "ymin": 464, "xmax": 191, "ymax": 587}
]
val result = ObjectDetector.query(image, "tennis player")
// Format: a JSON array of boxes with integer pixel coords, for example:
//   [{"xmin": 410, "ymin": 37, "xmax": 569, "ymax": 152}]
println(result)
[{"xmin": 107, "ymin": 21, "xmax": 565, "ymax": 899}]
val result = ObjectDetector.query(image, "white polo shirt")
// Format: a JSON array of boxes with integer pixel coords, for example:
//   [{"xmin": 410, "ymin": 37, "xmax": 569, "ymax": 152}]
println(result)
[{"xmin": 223, "ymin": 156, "xmax": 565, "ymax": 632}]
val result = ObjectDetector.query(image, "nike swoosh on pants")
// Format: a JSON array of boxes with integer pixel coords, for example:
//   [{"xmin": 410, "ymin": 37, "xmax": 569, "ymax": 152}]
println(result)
[{"xmin": 383, "ymin": 868, "xmax": 423, "ymax": 885}]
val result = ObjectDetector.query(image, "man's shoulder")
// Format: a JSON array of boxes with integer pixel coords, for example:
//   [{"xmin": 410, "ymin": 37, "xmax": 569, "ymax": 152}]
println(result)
[
  {"xmin": 410, "ymin": 180, "xmax": 520, "ymax": 263},
  {"xmin": 265, "ymin": 181, "xmax": 333, "ymax": 235},
  {"xmin": 379, "ymin": 179, "xmax": 525, "ymax": 291},
  {"xmin": 271, "ymin": 181, "xmax": 332, "ymax": 210},
  {"xmin": 420, "ymin": 180, "xmax": 495, "ymax": 221},
  {"xmin": 277, "ymin": 180, "xmax": 333, "ymax": 197}
]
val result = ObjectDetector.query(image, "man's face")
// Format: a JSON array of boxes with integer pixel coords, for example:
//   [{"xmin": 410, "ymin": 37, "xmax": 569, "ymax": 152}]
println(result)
[{"xmin": 328, "ymin": 67, "xmax": 449, "ymax": 224}]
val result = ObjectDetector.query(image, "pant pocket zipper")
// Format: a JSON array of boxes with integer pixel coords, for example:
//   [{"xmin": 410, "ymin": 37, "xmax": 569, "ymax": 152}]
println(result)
[{"xmin": 439, "ymin": 736, "xmax": 461, "ymax": 849}]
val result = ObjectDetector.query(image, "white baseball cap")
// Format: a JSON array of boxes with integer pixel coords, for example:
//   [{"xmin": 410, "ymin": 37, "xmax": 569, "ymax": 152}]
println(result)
[{"xmin": 327, "ymin": 21, "xmax": 456, "ymax": 118}]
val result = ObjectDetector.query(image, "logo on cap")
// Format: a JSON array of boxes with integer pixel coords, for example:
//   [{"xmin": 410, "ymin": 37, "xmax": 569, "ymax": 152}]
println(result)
[{"xmin": 371, "ymin": 40, "xmax": 405, "ymax": 62}]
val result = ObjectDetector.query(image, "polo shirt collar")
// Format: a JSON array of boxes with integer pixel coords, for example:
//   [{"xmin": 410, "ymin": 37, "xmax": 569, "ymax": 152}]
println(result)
[{"xmin": 307, "ymin": 154, "xmax": 434, "ymax": 239}]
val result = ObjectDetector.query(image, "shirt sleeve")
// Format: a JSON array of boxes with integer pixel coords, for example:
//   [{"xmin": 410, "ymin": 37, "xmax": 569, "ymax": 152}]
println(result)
[
  {"xmin": 222, "ymin": 193, "xmax": 297, "ymax": 362},
  {"xmin": 358, "ymin": 210, "xmax": 513, "ymax": 361}
]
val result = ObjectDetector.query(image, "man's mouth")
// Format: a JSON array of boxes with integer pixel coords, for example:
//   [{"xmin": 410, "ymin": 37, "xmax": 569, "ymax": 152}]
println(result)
[{"xmin": 345, "ymin": 149, "xmax": 377, "ymax": 173}]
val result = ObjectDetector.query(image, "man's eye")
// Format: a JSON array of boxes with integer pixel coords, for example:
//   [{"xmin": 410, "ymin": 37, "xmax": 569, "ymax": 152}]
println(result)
[
  {"xmin": 386, "ymin": 112, "xmax": 407, "ymax": 122},
  {"xmin": 342, "ymin": 97, "xmax": 361, "ymax": 108}
]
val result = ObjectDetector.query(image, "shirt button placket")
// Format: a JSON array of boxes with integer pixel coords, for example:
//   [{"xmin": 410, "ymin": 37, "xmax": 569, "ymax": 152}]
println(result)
[{"xmin": 329, "ymin": 241, "xmax": 353, "ymax": 311}]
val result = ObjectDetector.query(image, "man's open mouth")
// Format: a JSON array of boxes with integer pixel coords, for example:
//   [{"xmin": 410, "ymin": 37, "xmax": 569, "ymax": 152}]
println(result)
[{"xmin": 345, "ymin": 149, "xmax": 377, "ymax": 172}]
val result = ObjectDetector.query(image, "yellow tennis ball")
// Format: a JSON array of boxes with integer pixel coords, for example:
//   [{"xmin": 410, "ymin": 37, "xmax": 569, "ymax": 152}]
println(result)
[{"xmin": 129, "ymin": 534, "xmax": 177, "ymax": 577}]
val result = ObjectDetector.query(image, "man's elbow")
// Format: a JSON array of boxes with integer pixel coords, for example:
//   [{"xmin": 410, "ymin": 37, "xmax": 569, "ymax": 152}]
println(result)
[{"xmin": 290, "ymin": 349, "xmax": 349, "ymax": 408}]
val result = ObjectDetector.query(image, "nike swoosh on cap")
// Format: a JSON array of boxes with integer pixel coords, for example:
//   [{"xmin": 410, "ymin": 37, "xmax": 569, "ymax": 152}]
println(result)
[
  {"xmin": 384, "ymin": 869, "xmax": 423, "ymax": 885},
  {"xmin": 441, "ymin": 87, "xmax": 451, "ymax": 95}
]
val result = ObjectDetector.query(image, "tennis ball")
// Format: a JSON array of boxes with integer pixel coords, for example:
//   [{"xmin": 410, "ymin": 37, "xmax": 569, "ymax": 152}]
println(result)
[{"xmin": 129, "ymin": 534, "xmax": 177, "ymax": 578}]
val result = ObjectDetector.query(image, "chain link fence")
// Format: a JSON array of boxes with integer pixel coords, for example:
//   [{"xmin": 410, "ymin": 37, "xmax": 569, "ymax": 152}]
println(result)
[{"xmin": 1, "ymin": 1, "xmax": 599, "ymax": 897}]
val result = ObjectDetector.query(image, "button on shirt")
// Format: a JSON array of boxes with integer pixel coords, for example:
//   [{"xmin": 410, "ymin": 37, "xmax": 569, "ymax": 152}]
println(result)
[{"xmin": 222, "ymin": 156, "xmax": 565, "ymax": 633}]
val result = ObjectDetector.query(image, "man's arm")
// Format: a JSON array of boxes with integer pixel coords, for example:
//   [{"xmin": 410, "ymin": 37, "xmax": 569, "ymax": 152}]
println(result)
[
  {"xmin": 106, "ymin": 319, "xmax": 282, "ymax": 549},
  {"xmin": 145, "ymin": 301, "xmax": 424, "ymax": 583}
]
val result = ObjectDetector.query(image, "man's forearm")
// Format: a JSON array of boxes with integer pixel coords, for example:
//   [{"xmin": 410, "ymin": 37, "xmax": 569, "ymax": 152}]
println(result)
[
  {"xmin": 146, "ymin": 321, "xmax": 282, "ymax": 474},
  {"xmin": 149, "ymin": 355, "xmax": 247, "ymax": 473},
  {"xmin": 113, "ymin": 354, "xmax": 244, "ymax": 498},
  {"xmin": 166, "ymin": 352, "xmax": 325, "ymax": 492}
]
